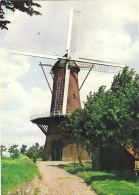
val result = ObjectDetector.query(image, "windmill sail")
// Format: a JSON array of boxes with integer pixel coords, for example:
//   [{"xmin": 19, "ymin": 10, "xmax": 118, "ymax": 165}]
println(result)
[
  {"xmin": 8, "ymin": 50, "xmax": 61, "ymax": 60},
  {"xmin": 62, "ymin": 63, "xmax": 70, "ymax": 114},
  {"xmin": 66, "ymin": 57, "xmax": 125, "ymax": 73},
  {"xmin": 66, "ymin": 10, "xmax": 81, "ymax": 56},
  {"xmin": 51, "ymin": 69, "xmax": 66, "ymax": 114},
  {"xmin": 77, "ymin": 61, "xmax": 124, "ymax": 73}
]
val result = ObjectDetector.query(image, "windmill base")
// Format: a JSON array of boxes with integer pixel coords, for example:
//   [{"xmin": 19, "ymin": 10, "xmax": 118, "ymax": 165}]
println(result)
[
  {"xmin": 31, "ymin": 116, "xmax": 90, "ymax": 161},
  {"xmin": 43, "ymin": 134, "xmax": 90, "ymax": 161}
]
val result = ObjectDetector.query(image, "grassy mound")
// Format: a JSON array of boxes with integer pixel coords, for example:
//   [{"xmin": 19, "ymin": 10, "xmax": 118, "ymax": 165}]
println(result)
[
  {"xmin": 60, "ymin": 162, "xmax": 139, "ymax": 195},
  {"xmin": 1, "ymin": 156, "xmax": 40, "ymax": 195}
]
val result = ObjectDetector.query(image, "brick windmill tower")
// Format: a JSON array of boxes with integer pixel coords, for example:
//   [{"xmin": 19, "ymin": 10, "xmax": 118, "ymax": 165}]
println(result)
[{"xmin": 10, "ymin": 10, "xmax": 125, "ymax": 161}]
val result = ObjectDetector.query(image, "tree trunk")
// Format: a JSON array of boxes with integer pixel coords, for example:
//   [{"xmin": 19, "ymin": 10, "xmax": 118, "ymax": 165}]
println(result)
[
  {"xmin": 92, "ymin": 145, "xmax": 100, "ymax": 170},
  {"xmin": 76, "ymin": 143, "xmax": 83, "ymax": 167}
]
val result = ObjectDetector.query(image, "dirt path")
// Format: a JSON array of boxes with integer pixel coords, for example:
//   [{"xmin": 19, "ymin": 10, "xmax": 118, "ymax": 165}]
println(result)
[{"xmin": 37, "ymin": 161, "xmax": 96, "ymax": 195}]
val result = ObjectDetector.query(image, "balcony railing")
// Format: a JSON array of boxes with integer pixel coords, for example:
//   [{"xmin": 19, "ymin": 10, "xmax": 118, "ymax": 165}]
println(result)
[{"xmin": 30, "ymin": 111, "xmax": 73, "ymax": 120}]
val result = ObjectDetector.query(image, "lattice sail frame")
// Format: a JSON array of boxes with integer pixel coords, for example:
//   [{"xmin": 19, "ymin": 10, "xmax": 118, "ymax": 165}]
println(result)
[
  {"xmin": 66, "ymin": 10, "xmax": 81, "ymax": 55},
  {"xmin": 77, "ymin": 61, "xmax": 124, "ymax": 73},
  {"xmin": 69, "ymin": 10, "xmax": 81, "ymax": 53},
  {"xmin": 53, "ymin": 69, "xmax": 65, "ymax": 113}
]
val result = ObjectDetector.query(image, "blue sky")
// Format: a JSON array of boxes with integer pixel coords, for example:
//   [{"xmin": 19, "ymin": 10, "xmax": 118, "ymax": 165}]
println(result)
[{"xmin": 0, "ymin": 0, "xmax": 138, "ymax": 151}]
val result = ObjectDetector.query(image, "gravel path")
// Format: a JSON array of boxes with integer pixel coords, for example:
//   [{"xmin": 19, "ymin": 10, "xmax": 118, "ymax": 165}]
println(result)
[{"xmin": 37, "ymin": 161, "xmax": 96, "ymax": 195}]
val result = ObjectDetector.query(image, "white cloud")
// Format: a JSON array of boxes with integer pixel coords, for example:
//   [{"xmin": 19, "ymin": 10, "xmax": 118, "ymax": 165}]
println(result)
[
  {"xmin": 77, "ymin": 0, "xmax": 138, "ymax": 67},
  {"xmin": 1, "ymin": 83, "xmax": 51, "ymax": 148},
  {"xmin": 0, "ymin": 48, "xmax": 30, "ymax": 83},
  {"xmin": 1, "ymin": 81, "xmax": 29, "ymax": 110},
  {"xmin": 103, "ymin": 0, "xmax": 138, "ymax": 23},
  {"xmin": 25, "ymin": 86, "xmax": 51, "ymax": 115},
  {"xmin": 0, "ymin": 50, "xmax": 51, "ymax": 148}
]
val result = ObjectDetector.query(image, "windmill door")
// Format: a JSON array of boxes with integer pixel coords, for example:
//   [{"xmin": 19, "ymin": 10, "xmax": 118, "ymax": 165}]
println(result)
[{"xmin": 52, "ymin": 141, "xmax": 62, "ymax": 161}]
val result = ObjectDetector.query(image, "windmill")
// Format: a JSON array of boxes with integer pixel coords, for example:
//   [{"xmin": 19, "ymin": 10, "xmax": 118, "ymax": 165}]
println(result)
[{"xmin": 9, "ymin": 10, "xmax": 125, "ymax": 161}]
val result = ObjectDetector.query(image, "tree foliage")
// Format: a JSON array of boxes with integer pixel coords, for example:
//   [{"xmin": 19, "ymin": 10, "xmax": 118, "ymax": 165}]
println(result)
[
  {"xmin": 8, "ymin": 144, "xmax": 20, "ymax": 158},
  {"xmin": 37, "ymin": 146, "xmax": 44, "ymax": 158},
  {"xmin": 26, "ymin": 146, "xmax": 35, "ymax": 158},
  {"xmin": 0, "ymin": 0, "xmax": 41, "ymax": 30},
  {"xmin": 20, "ymin": 144, "xmax": 27, "ymax": 155},
  {"xmin": 60, "ymin": 66, "xmax": 139, "ymax": 158},
  {"xmin": 0, "ymin": 145, "xmax": 7, "ymax": 156},
  {"xmin": 25, "ymin": 143, "xmax": 44, "ymax": 158},
  {"xmin": 1, "ymin": 143, "xmax": 44, "ymax": 159}
]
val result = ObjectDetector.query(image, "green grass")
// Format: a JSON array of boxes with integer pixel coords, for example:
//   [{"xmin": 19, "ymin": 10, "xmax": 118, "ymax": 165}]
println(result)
[
  {"xmin": 30, "ymin": 157, "xmax": 42, "ymax": 161},
  {"xmin": 36, "ymin": 158, "xmax": 42, "ymax": 161},
  {"xmin": 1, "ymin": 156, "xmax": 41, "ymax": 195},
  {"xmin": 60, "ymin": 162, "xmax": 139, "ymax": 195}
]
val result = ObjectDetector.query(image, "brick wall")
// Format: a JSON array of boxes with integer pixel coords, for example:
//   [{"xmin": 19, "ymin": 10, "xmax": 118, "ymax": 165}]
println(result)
[
  {"xmin": 43, "ymin": 134, "xmax": 90, "ymax": 161},
  {"xmin": 66, "ymin": 69, "xmax": 81, "ymax": 112}
]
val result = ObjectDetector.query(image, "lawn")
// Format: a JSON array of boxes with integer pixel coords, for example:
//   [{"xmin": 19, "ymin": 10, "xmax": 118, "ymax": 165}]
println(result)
[
  {"xmin": 1, "ymin": 156, "xmax": 41, "ymax": 195},
  {"xmin": 60, "ymin": 162, "xmax": 139, "ymax": 195},
  {"xmin": 36, "ymin": 157, "xmax": 42, "ymax": 161}
]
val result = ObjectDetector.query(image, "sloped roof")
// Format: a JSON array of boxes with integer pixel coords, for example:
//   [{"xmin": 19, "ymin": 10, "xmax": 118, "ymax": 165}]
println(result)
[
  {"xmin": 52, "ymin": 54, "xmax": 80, "ymax": 72},
  {"xmin": 126, "ymin": 147, "xmax": 139, "ymax": 160}
]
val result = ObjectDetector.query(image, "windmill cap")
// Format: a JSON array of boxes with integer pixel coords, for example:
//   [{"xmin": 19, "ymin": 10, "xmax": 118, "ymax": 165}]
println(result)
[{"xmin": 51, "ymin": 54, "xmax": 80, "ymax": 72}]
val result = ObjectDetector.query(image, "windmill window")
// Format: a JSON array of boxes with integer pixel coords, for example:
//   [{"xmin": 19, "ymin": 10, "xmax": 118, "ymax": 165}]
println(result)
[{"xmin": 73, "ymin": 93, "xmax": 76, "ymax": 99}]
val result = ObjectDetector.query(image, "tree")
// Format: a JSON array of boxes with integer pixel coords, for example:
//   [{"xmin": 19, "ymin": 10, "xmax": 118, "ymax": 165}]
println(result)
[
  {"xmin": 20, "ymin": 144, "xmax": 27, "ymax": 156},
  {"xmin": 26, "ymin": 143, "xmax": 38, "ymax": 158},
  {"xmin": 107, "ymin": 67, "xmax": 139, "ymax": 151},
  {"xmin": 26, "ymin": 143, "xmax": 44, "ymax": 159},
  {"xmin": 83, "ymin": 86, "xmax": 108, "ymax": 151},
  {"xmin": 0, "ymin": 145, "xmax": 7, "ymax": 156},
  {"xmin": 83, "ymin": 67, "xmax": 139, "ymax": 152},
  {"xmin": 37, "ymin": 146, "xmax": 44, "ymax": 158},
  {"xmin": 26, "ymin": 146, "xmax": 34, "ymax": 158},
  {"xmin": 33, "ymin": 142, "xmax": 39, "ymax": 151},
  {"xmin": 59, "ymin": 66, "xmax": 139, "ymax": 168},
  {"xmin": 0, "ymin": 0, "xmax": 41, "ymax": 30},
  {"xmin": 8, "ymin": 144, "xmax": 20, "ymax": 158}
]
